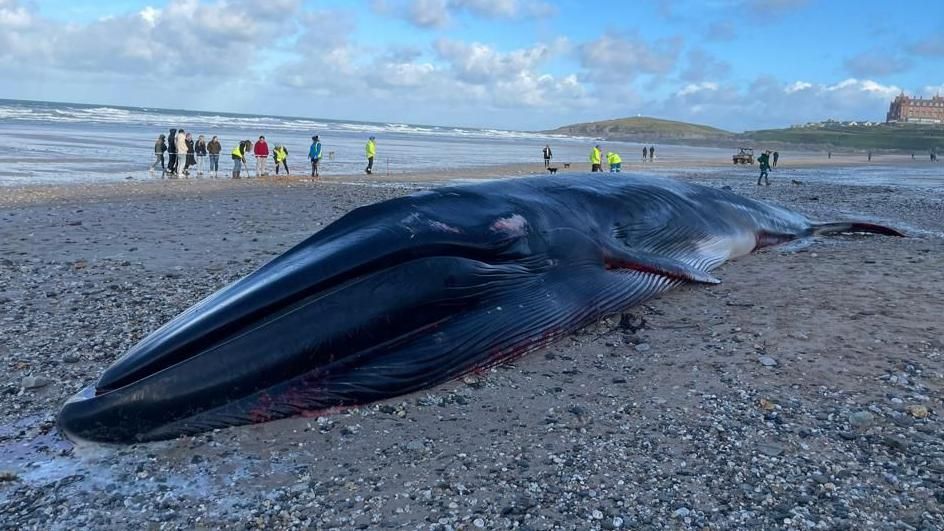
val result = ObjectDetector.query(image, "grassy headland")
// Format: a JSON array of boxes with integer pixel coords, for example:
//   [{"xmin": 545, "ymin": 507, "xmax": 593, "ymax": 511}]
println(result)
[
  {"xmin": 546, "ymin": 117, "xmax": 734, "ymax": 142},
  {"xmin": 547, "ymin": 116, "xmax": 944, "ymax": 152}
]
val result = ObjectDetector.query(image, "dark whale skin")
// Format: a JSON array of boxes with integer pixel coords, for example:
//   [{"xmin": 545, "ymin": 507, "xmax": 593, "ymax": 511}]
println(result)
[{"xmin": 58, "ymin": 174, "xmax": 902, "ymax": 443}]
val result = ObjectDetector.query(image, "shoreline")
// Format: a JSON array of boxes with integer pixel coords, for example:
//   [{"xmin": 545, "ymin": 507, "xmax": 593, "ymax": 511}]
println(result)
[
  {"xmin": 0, "ymin": 153, "xmax": 940, "ymax": 209},
  {"xmin": 0, "ymin": 166, "xmax": 942, "ymax": 528}
]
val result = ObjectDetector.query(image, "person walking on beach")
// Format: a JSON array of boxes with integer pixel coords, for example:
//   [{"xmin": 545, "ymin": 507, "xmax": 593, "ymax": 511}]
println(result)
[
  {"xmin": 642, "ymin": 146, "xmax": 648, "ymax": 161},
  {"xmin": 772, "ymin": 151, "xmax": 779, "ymax": 167},
  {"xmin": 309, "ymin": 135, "xmax": 322, "ymax": 179},
  {"xmin": 648, "ymin": 145, "xmax": 655, "ymax": 161},
  {"xmin": 175, "ymin": 129, "xmax": 188, "ymax": 177},
  {"xmin": 167, "ymin": 128, "xmax": 178, "ymax": 175},
  {"xmin": 207, "ymin": 136, "xmax": 221, "ymax": 177},
  {"xmin": 606, "ymin": 151, "xmax": 622, "ymax": 172},
  {"xmin": 589, "ymin": 145, "xmax": 602, "ymax": 172},
  {"xmin": 151, "ymin": 134, "xmax": 167, "ymax": 176},
  {"xmin": 542, "ymin": 144, "xmax": 552, "ymax": 168},
  {"xmin": 184, "ymin": 132, "xmax": 196, "ymax": 177},
  {"xmin": 231, "ymin": 141, "xmax": 248, "ymax": 178},
  {"xmin": 365, "ymin": 136, "xmax": 376, "ymax": 175},
  {"xmin": 274, "ymin": 145, "xmax": 289, "ymax": 175},
  {"xmin": 253, "ymin": 136, "xmax": 269, "ymax": 177},
  {"xmin": 867, "ymin": 151, "xmax": 872, "ymax": 162},
  {"xmin": 195, "ymin": 135, "xmax": 207, "ymax": 176},
  {"xmin": 757, "ymin": 150, "xmax": 771, "ymax": 186}
]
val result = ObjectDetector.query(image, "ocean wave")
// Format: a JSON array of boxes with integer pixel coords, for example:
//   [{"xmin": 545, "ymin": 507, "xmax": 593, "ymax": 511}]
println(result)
[{"xmin": 0, "ymin": 101, "xmax": 582, "ymax": 142}]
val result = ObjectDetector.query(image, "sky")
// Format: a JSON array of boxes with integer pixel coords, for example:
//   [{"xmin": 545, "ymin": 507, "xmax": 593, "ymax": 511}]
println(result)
[{"xmin": 1, "ymin": 0, "xmax": 943, "ymax": 131}]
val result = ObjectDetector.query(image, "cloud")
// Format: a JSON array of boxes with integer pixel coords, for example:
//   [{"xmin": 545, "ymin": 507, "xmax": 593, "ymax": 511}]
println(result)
[
  {"xmin": 370, "ymin": 0, "xmax": 553, "ymax": 28},
  {"xmin": 0, "ymin": 0, "xmax": 303, "ymax": 77},
  {"xmin": 655, "ymin": 77, "xmax": 901, "ymax": 131},
  {"xmin": 908, "ymin": 35, "xmax": 944, "ymax": 57},
  {"xmin": 742, "ymin": 0, "xmax": 809, "ymax": 14},
  {"xmin": 844, "ymin": 50, "xmax": 912, "ymax": 77},
  {"xmin": 704, "ymin": 20, "xmax": 736, "ymax": 42},
  {"xmin": 578, "ymin": 33, "xmax": 682, "ymax": 83},
  {"xmin": 679, "ymin": 49, "xmax": 731, "ymax": 82}
]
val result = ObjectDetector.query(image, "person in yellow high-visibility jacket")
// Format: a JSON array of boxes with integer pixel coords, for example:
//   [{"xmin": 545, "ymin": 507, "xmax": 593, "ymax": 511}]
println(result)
[
  {"xmin": 273, "ymin": 145, "xmax": 289, "ymax": 175},
  {"xmin": 231, "ymin": 141, "xmax": 248, "ymax": 179},
  {"xmin": 589, "ymin": 145, "xmax": 602, "ymax": 172},
  {"xmin": 365, "ymin": 136, "xmax": 376, "ymax": 175},
  {"xmin": 607, "ymin": 151, "xmax": 622, "ymax": 172}
]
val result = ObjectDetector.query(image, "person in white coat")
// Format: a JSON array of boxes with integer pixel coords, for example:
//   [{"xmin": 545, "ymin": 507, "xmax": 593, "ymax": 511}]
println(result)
[{"xmin": 175, "ymin": 129, "xmax": 188, "ymax": 177}]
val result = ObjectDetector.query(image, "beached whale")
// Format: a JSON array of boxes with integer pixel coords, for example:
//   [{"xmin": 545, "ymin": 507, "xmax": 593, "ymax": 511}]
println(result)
[{"xmin": 58, "ymin": 174, "xmax": 902, "ymax": 443}]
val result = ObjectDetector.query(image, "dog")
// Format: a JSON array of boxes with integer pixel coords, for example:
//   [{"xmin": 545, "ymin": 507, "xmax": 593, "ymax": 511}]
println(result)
[
  {"xmin": 563, "ymin": 163, "xmax": 571, "ymax": 168},
  {"xmin": 547, "ymin": 167, "xmax": 558, "ymax": 174}
]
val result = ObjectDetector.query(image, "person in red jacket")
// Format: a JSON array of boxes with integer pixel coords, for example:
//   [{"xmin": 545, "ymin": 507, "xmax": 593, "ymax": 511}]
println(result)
[{"xmin": 253, "ymin": 135, "xmax": 269, "ymax": 177}]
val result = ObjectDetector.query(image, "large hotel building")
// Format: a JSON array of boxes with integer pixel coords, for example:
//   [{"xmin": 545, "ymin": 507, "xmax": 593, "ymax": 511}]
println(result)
[{"xmin": 886, "ymin": 93, "xmax": 944, "ymax": 124}]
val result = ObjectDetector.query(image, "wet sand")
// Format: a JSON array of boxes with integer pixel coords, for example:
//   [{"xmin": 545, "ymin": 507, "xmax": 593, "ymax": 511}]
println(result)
[{"xmin": 0, "ymin": 168, "xmax": 942, "ymax": 529}]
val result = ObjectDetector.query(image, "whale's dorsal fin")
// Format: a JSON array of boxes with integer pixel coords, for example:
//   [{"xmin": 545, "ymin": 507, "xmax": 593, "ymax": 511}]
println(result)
[{"xmin": 602, "ymin": 245, "xmax": 721, "ymax": 285}]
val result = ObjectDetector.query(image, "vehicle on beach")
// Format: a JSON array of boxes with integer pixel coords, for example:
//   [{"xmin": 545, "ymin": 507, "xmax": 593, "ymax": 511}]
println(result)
[{"xmin": 733, "ymin": 147, "xmax": 754, "ymax": 165}]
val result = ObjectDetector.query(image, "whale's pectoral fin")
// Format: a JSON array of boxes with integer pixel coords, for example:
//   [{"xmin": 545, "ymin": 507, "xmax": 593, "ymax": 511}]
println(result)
[{"xmin": 602, "ymin": 245, "xmax": 721, "ymax": 284}]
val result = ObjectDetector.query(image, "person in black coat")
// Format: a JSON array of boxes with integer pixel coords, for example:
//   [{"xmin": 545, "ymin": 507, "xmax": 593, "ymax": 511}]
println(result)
[{"xmin": 167, "ymin": 128, "xmax": 178, "ymax": 174}]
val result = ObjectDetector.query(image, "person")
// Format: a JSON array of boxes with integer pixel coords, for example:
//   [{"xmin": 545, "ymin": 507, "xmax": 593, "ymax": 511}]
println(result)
[
  {"xmin": 195, "ymin": 135, "xmax": 208, "ymax": 176},
  {"xmin": 867, "ymin": 151, "xmax": 872, "ymax": 162},
  {"xmin": 757, "ymin": 150, "xmax": 771, "ymax": 186},
  {"xmin": 207, "ymin": 136, "xmax": 221, "ymax": 177},
  {"xmin": 912, "ymin": 152, "xmax": 915, "ymax": 160},
  {"xmin": 167, "ymin": 128, "xmax": 178, "ymax": 175},
  {"xmin": 606, "ymin": 151, "xmax": 622, "ymax": 172},
  {"xmin": 231, "ymin": 140, "xmax": 248, "ymax": 178},
  {"xmin": 184, "ymin": 132, "xmax": 196, "ymax": 177},
  {"xmin": 828, "ymin": 151, "xmax": 831, "ymax": 159},
  {"xmin": 274, "ymin": 144, "xmax": 289, "ymax": 175},
  {"xmin": 365, "ymin": 136, "xmax": 376, "ymax": 175},
  {"xmin": 648, "ymin": 145, "xmax": 655, "ymax": 161},
  {"xmin": 175, "ymin": 129, "xmax": 188, "ymax": 177},
  {"xmin": 253, "ymin": 135, "xmax": 269, "ymax": 177},
  {"xmin": 308, "ymin": 135, "xmax": 322, "ymax": 179},
  {"xmin": 589, "ymin": 144, "xmax": 602, "ymax": 172},
  {"xmin": 151, "ymin": 134, "xmax": 167, "ymax": 176},
  {"xmin": 772, "ymin": 151, "xmax": 779, "ymax": 167},
  {"xmin": 642, "ymin": 146, "xmax": 648, "ymax": 161},
  {"xmin": 542, "ymin": 144, "xmax": 552, "ymax": 168}
]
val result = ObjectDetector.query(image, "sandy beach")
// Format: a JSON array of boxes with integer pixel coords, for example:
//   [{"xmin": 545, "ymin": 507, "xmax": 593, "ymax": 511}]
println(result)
[{"xmin": 1, "ymin": 166, "xmax": 942, "ymax": 529}]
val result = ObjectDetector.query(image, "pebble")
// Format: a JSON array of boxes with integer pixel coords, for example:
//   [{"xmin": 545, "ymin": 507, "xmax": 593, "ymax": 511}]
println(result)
[
  {"xmin": 905, "ymin": 405, "xmax": 929, "ymax": 419},
  {"xmin": 21, "ymin": 376, "xmax": 51, "ymax": 389},
  {"xmin": 634, "ymin": 343, "xmax": 651, "ymax": 352},
  {"xmin": 757, "ymin": 442, "xmax": 785, "ymax": 457},
  {"xmin": 848, "ymin": 411, "xmax": 874, "ymax": 429},
  {"xmin": 758, "ymin": 355, "xmax": 778, "ymax": 367},
  {"xmin": 673, "ymin": 507, "xmax": 690, "ymax": 519}
]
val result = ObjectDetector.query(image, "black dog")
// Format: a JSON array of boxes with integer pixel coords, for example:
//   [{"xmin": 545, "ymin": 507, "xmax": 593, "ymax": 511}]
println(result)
[{"xmin": 547, "ymin": 167, "xmax": 558, "ymax": 174}]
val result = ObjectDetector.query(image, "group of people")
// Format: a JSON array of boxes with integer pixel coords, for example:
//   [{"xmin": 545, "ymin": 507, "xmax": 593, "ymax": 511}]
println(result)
[
  {"xmin": 226, "ymin": 136, "xmax": 291, "ymax": 179},
  {"xmin": 587, "ymin": 145, "xmax": 626, "ymax": 173},
  {"xmin": 150, "ymin": 132, "xmax": 380, "ymax": 180},
  {"xmin": 642, "ymin": 145, "xmax": 655, "ymax": 161},
  {"xmin": 151, "ymin": 129, "xmax": 223, "ymax": 177}
]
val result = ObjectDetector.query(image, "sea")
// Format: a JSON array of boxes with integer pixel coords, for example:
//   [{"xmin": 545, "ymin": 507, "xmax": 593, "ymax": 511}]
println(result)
[
  {"xmin": 0, "ymin": 99, "xmax": 942, "ymax": 190},
  {"xmin": 0, "ymin": 99, "xmax": 732, "ymax": 184}
]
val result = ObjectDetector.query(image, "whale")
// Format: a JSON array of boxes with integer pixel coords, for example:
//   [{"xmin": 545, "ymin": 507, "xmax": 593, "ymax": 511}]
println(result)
[{"xmin": 58, "ymin": 174, "xmax": 902, "ymax": 443}]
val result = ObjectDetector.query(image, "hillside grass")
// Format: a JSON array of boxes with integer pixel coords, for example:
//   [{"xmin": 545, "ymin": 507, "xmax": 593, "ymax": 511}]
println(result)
[
  {"xmin": 746, "ymin": 124, "xmax": 944, "ymax": 151},
  {"xmin": 547, "ymin": 116, "xmax": 733, "ymax": 138}
]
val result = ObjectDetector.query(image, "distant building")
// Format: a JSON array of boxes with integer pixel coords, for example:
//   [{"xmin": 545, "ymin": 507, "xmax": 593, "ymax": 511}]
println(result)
[{"xmin": 886, "ymin": 92, "xmax": 944, "ymax": 124}]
